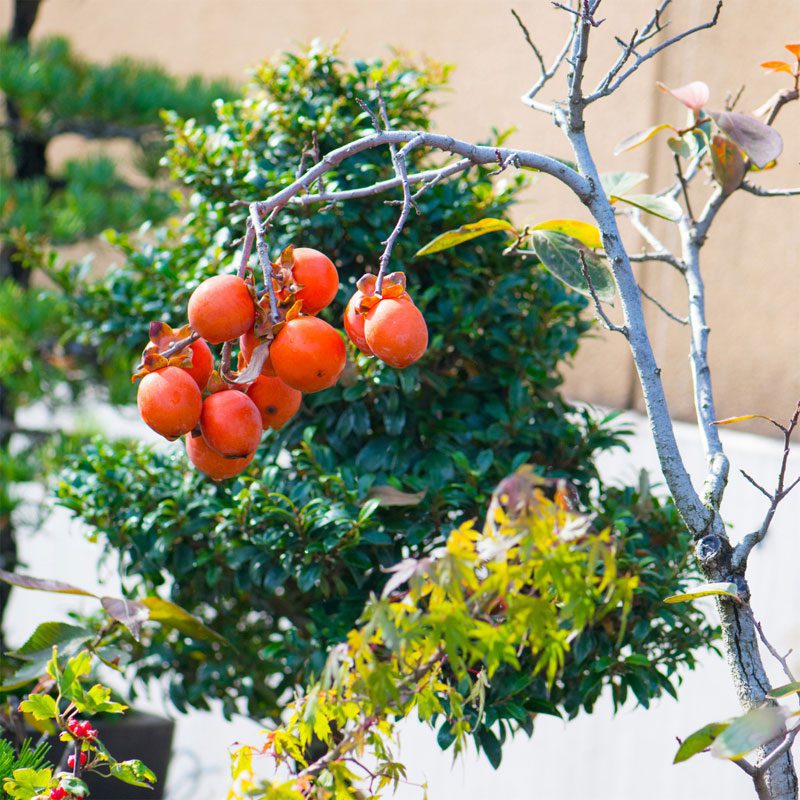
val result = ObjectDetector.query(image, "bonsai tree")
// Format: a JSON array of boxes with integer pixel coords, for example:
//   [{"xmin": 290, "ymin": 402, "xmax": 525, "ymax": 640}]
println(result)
[
  {"xmin": 0, "ymin": 0, "xmax": 235, "ymax": 656},
  {"xmin": 52, "ymin": 41, "xmax": 712, "ymax": 754}
]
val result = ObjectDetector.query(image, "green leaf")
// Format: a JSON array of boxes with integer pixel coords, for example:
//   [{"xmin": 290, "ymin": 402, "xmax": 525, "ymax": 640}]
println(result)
[
  {"xmin": 709, "ymin": 110, "xmax": 783, "ymax": 169},
  {"xmin": 667, "ymin": 136, "xmax": 693, "ymax": 158},
  {"xmin": 768, "ymin": 682, "xmax": 800, "ymax": 700},
  {"xmin": 613, "ymin": 194, "xmax": 683, "ymax": 222},
  {"xmin": 664, "ymin": 582, "xmax": 740, "ymax": 604},
  {"xmin": 366, "ymin": 486, "xmax": 426, "ymax": 507},
  {"xmin": 531, "ymin": 219, "xmax": 602, "ymax": 249},
  {"xmin": 599, "ymin": 172, "xmax": 648, "ymax": 198},
  {"xmin": 614, "ymin": 124, "xmax": 675, "ymax": 155},
  {"xmin": 18, "ymin": 695, "xmax": 58, "ymax": 721},
  {"xmin": 530, "ymin": 230, "xmax": 615, "ymax": 303},
  {"xmin": 109, "ymin": 759, "xmax": 157, "ymax": 788},
  {"xmin": 74, "ymin": 683, "xmax": 128, "ymax": 715},
  {"xmin": 12, "ymin": 622, "xmax": 93, "ymax": 657},
  {"xmin": 711, "ymin": 707, "xmax": 786, "ymax": 760},
  {"xmin": 139, "ymin": 596, "xmax": 228, "ymax": 645},
  {"xmin": 3, "ymin": 767, "xmax": 53, "ymax": 800},
  {"xmin": 0, "ymin": 658, "xmax": 51, "ymax": 691},
  {"xmin": 674, "ymin": 721, "xmax": 730, "ymax": 763},
  {"xmin": 415, "ymin": 218, "xmax": 517, "ymax": 257},
  {"xmin": 0, "ymin": 569, "xmax": 96, "ymax": 597},
  {"xmin": 59, "ymin": 776, "xmax": 89, "ymax": 797}
]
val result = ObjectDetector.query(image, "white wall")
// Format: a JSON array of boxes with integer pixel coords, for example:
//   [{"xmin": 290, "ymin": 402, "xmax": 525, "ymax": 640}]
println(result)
[{"xmin": 6, "ymin": 408, "xmax": 800, "ymax": 799}]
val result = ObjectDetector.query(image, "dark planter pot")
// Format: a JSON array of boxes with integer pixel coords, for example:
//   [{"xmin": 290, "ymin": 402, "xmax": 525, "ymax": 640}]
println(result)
[{"xmin": 11, "ymin": 711, "xmax": 175, "ymax": 800}]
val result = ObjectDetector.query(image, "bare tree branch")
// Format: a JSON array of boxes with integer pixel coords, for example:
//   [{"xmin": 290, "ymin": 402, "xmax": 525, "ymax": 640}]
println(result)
[
  {"xmin": 741, "ymin": 182, "xmax": 800, "ymax": 199},
  {"xmin": 579, "ymin": 251, "xmax": 627, "ymax": 335},
  {"xmin": 586, "ymin": 1, "xmax": 723, "ymax": 103},
  {"xmin": 733, "ymin": 401, "xmax": 800, "ymax": 570},
  {"xmin": 639, "ymin": 285, "xmax": 688, "ymax": 325}
]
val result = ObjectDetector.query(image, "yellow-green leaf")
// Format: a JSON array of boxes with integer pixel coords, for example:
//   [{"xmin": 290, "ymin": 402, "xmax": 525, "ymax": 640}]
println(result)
[
  {"xmin": 664, "ymin": 582, "xmax": 740, "ymax": 604},
  {"xmin": 613, "ymin": 194, "xmax": 683, "ymax": 222},
  {"xmin": 767, "ymin": 681, "xmax": 800, "ymax": 700},
  {"xmin": 139, "ymin": 596, "xmax": 228, "ymax": 645},
  {"xmin": 711, "ymin": 707, "xmax": 786, "ymax": 760},
  {"xmin": 674, "ymin": 721, "xmax": 730, "ymax": 763},
  {"xmin": 531, "ymin": 219, "xmax": 602, "ymax": 249},
  {"xmin": 18, "ymin": 694, "xmax": 58, "ymax": 721},
  {"xmin": 415, "ymin": 218, "xmax": 517, "ymax": 257},
  {"xmin": 614, "ymin": 124, "xmax": 675, "ymax": 155},
  {"xmin": 713, "ymin": 414, "xmax": 776, "ymax": 426}
]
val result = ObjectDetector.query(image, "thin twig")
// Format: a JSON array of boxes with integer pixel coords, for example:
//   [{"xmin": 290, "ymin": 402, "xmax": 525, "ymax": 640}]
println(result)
[
  {"xmin": 755, "ymin": 620, "xmax": 796, "ymax": 688},
  {"xmin": 639, "ymin": 285, "xmax": 688, "ymax": 325},
  {"xmin": 741, "ymin": 182, "xmax": 800, "ymax": 199},
  {"xmin": 757, "ymin": 726, "xmax": 800, "ymax": 775},
  {"xmin": 579, "ymin": 251, "xmax": 628, "ymax": 335},
  {"xmin": 511, "ymin": 9, "xmax": 546, "ymax": 74},
  {"xmin": 733, "ymin": 401, "xmax": 800, "ymax": 570},
  {"xmin": 673, "ymin": 153, "xmax": 695, "ymax": 222},
  {"xmin": 249, "ymin": 204, "xmax": 279, "ymax": 323}
]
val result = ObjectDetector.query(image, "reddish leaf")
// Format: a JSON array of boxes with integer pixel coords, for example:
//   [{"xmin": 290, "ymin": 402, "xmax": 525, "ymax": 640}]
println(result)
[
  {"xmin": 710, "ymin": 135, "xmax": 746, "ymax": 196},
  {"xmin": 657, "ymin": 80, "xmax": 710, "ymax": 112},
  {"xmin": 761, "ymin": 60, "xmax": 794, "ymax": 74},
  {"xmin": 101, "ymin": 597, "xmax": 149, "ymax": 642},
  {"xmin": 710, "ymin": 111, "xmax": 783, "ymax": 168},
  {"xmin": 0, "ymin": 569, "xmax": 96, "ymax": 597}
]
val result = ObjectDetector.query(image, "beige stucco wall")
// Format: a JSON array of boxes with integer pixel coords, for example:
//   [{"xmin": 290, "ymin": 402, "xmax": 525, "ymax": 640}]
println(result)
[{"xmin": 4, "ymin": 0, "xmax": 799, "ymax": 431}]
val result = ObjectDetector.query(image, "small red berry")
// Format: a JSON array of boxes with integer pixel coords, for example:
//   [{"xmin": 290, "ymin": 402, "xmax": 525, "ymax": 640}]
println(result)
[
  {"xmin": 67, "ymin": 751, "xmax": 88, "ymax": 768},
  {"xmin": 66, "ymin": 718, "xmax": 97, "ymax": 740},
  {"xmin": 50, "ymin": 788, "xmax": 69, "ymax": 800}
]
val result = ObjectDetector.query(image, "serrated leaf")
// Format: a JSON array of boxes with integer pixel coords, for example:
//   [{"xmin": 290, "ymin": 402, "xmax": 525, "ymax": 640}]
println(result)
[
  {"xmin": 109, "ymin": 759, "xmax": 157, "ymax": 788},
  {"xmin": 614, "ymin": 194, "xmax": 683, "ymax": 222},
  {"xmin": 366, "ymin": 485, "xmax": 427, "ymax": 507},
  {"xmin": 674, "ymin": 721, "xmax": 730, "ymax": 763},
  {"xmin": 101, "ymin": 596, "xmax": 149, "ymax": 641},
  {"xmin": 531, "ymin": 219, "xmax": 602, "ymax": 249},
  {"xmin": 710, "ymin": 111, "xmax": 783, "ymax": 168},
  {"xmin": 0, "ymin": 658, "xmax": 51, "ymax": 691},
  {"xmin": 710, "ymin": 134, "xmax": 746, "ymax": 197},
  {"xmin": 12, "ymin": 622, "xmax": 93, "ymax": 657},
  {"xmin": 59, "ymin": 776, "xmax": 89, "ymax": 797},
  {"xmin": 18, "ymin": 694, "xmax": 58, "ymax": 721},
  {"xmin": 415, "ymin": 218, "xmax": 517, "ymax": 257},
  {"xmin": 139, "ymin": 596, "xmax": 228, "ymax": 645},
  {"xmin": 767, "ymin": 682, "xmax": 800, "ymax": 700},
  {"xmin": 711, "ymin": 707, "xmax": 786, "ymax": 760},
  {"xmin": 614, "ymin": 124, "xmax": 675, "ymax": 155},
  {"xmin": 0, "ymin": 569, "xmax": 96, "ymax": 597},
  {"xmin": 530, "ymin": 230, "xmax": 615, "ymax": 303},
  {"xmin": 664, "ymin": 582, "xmax": 740, "ymax": 604},
  {"xmin": 600, "ymin": 172, "xmax": 648, "ymax": 198}
]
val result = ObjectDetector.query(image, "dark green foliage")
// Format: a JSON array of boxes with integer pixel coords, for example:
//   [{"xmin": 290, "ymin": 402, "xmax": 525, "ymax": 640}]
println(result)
[{"xmin": 56, "ymin": 43, "xmax": 717, "ymax": 745}]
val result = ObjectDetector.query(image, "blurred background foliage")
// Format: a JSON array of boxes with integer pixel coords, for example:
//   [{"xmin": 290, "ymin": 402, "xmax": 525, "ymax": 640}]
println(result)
[
  {"xmin": 0, "ymin": 3, "xmax": 237, "ymax": 658},
  {"xmin": 31, "ymin": 42, "xmax": 720, "ymax": 762}
]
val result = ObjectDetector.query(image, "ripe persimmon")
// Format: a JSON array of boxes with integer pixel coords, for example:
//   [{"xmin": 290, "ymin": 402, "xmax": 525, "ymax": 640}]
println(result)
[
  {"xmin": 365, "ymin": 297, "xmax": 428, "ymax": 368},
  {"xmin": 200, "ymin": 390, "xmax": 263, "ymax": 457},
  {"xmin": 246, "ymin": 375, "xmax": 302, "ymax": 430},
  {"xmin": 183, "ymin": 338, "xmax": 214, "ymax": 390},
  {"xmin": 270, "ymin": 316, "xmax": 346, "ymax": 393},
  {"xmin": 137, "ymin": 366, "xmax": 202, "ymax": 440},
  {"xmin": 290, "ymin": 248, "xmax": 339, "ymax": 315},
  {"xmin": 343, "ymin": 290, "xmax": 373, "ymax": 355},
  {"xmin": 188, "ymin": 275, "xmax": 255, "ymax": 344},
  {"xmin": 186, "ymin": 433, "xmax": 254, "ymax": 481},
  {"xmin": 239, "ymin": 327, "xmax": 276, "ymax": 376}
]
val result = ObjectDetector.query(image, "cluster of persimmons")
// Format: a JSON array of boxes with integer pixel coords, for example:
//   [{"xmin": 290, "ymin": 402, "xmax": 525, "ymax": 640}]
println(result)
[{"xmin": 133, "ymin": 247, "xmax": 428, "ymax": 480}]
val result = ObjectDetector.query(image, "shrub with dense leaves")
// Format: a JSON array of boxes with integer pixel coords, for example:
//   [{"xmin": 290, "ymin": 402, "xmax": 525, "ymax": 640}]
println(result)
[{"xmin": 55, "ymin": 44, "xmax": 716, "ymax": 755}]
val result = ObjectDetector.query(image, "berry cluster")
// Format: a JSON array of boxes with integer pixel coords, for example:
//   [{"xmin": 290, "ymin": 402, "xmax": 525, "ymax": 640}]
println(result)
[
  {"xmin": 50, "ymin": 787, "xmax": 70, "ymax": 800},
  {"xmin": 67, "ymin": 751, "xmax": 89, "ymax": 768},
  {"xmin": 133, "ymin": 246, "xmax": 427, "ymax": 481},
  {"xmin": 66, "ymin": 718, "xmax": 98, "ymax": 741}
]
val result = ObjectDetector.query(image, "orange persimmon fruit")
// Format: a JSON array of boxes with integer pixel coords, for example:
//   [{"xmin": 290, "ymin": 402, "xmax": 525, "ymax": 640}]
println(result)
[
  {"xmin": 343, "ymin": 290, "xmax": 373, "ymax": 355},
  {"xmin": 200, "ymin": 389, "xmax": 263, "ymax": 457},
  {"xmin": 246, "ymin": 375, "xmax": 302, "ymax": 430},
  {"xmin": 239, "ymin": 326, "xmax": 277, "ymax": 376},
  {"xmin": 290, "ymin": 247, "xmax": 339, "ymax": 315},
  {"xmin": 183, "ymin": 338, "xmax": 214, "ymax": 390},
  {"xmin": 365, "ymin": 297, "xmax": 428, "ymax": 368},
  {"xmin": 137, "ymin": 366, "xmax": 202, "ymax": 440},
  {"xmin": 188, "ymin": 275, "xmax": 255, "ymax": 344},
  {"xmin": 270, "ymin": 316, "xmax": 346, "ymax": 393},
  {"xmin": 186, "ymin": 433, "xmax": 254, "ymax": 481}
]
